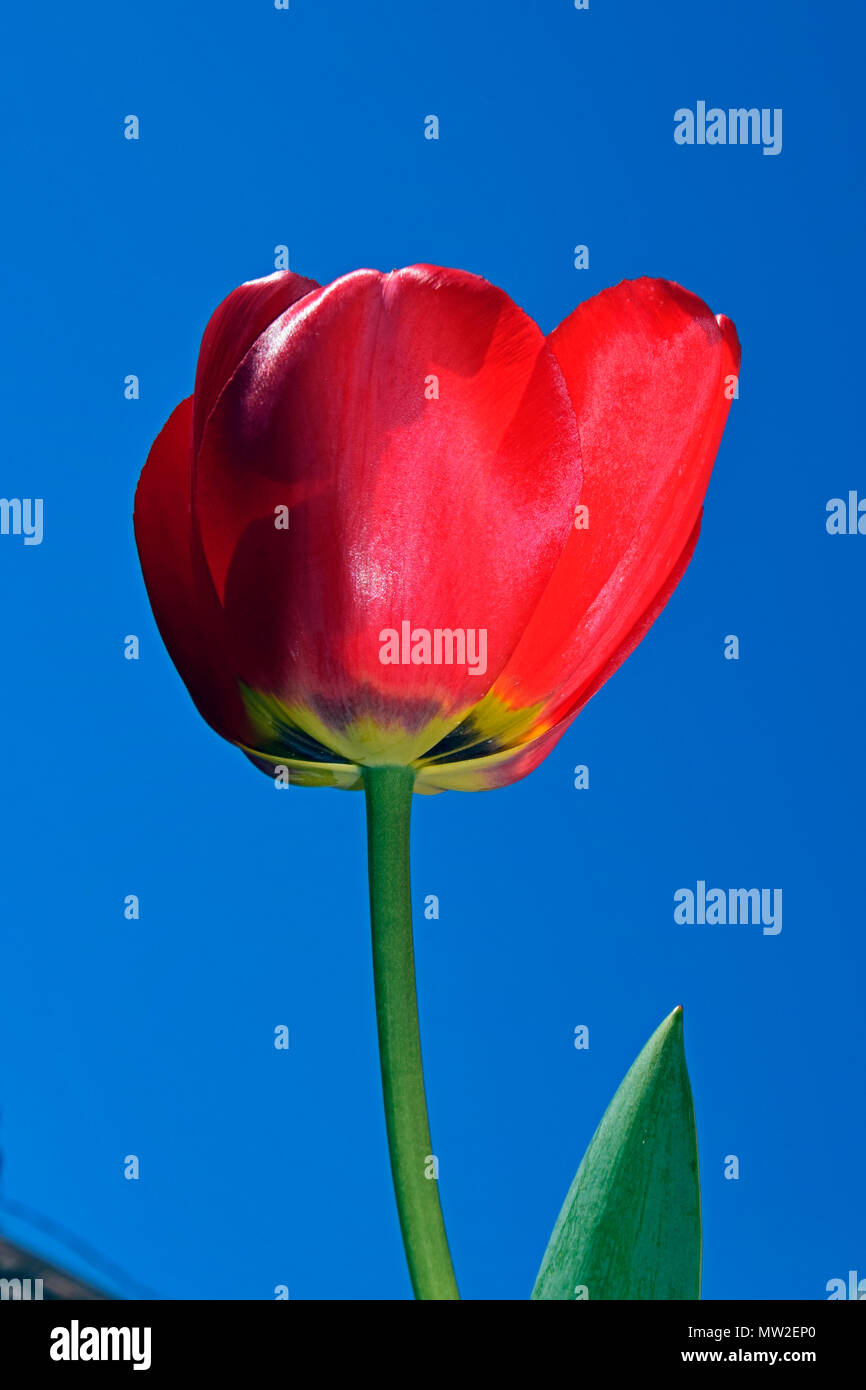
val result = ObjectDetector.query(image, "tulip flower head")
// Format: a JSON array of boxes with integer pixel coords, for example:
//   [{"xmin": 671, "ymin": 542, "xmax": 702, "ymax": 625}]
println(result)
[{"xmin": 135, "ymin": 266, "xmax": 739, "ymax": 794}]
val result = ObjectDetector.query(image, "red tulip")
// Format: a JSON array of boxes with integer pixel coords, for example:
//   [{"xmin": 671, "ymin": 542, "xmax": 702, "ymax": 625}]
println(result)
[
  {"xmin": 134, "ymin": 266, "xmax": 739, "ymax": 793},
  {"xmin": 134, "ymin": 264, "xmax": 740, "ymax": 1300}
]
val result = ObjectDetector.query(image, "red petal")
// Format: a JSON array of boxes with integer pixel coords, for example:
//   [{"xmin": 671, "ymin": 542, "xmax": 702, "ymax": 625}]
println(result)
[
  {"xmin": 193, "ymin": 270, "xmax": 319, "ymax": 452},
  {"xmin": 484, "ymin": 278, "xmax": 739, "ymax": 732},
  {"xmin": 133, "ymin": 397, "xmax": 249, "ymax": 742},
  {"xmin": 193, "ymin": 266, "xmax": 582, "ymax": 761}
]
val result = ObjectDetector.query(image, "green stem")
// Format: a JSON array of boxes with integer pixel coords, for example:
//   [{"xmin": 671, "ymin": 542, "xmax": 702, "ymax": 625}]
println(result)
[{"xmin": 363, "ymin": 764, "xmax": 460, "ymax": 1301}]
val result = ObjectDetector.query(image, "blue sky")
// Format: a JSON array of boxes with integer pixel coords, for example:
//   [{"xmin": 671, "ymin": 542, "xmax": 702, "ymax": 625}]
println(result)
[{"xmin": 0, "ymin": 0, "xmax": 862, "ymax": 1299}]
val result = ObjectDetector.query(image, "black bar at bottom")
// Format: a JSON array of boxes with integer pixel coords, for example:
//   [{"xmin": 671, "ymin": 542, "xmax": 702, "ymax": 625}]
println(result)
[{"xmin": 0, "ymin": 1298, "xmax": 861, "ymax": 1374}]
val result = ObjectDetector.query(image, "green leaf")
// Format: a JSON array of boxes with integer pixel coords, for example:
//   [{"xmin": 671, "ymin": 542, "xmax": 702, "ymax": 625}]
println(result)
[{"xmin": 532, "ymin": 1006, "xmax": 701, "ymax": 1300}]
